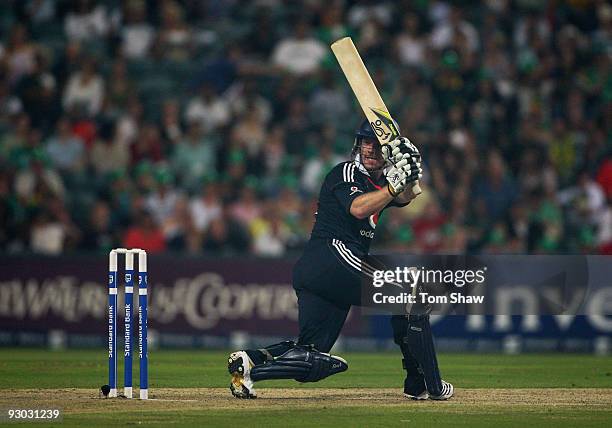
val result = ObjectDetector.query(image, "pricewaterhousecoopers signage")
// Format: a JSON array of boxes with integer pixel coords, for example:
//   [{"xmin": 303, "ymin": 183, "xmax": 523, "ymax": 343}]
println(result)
[
  {"xmin": 0, "ymin": 255, "xmax": 610, "ymax": 350},
  {"xmin": 0, "ymin": 256, "xmax": 307, "ymax": 335}
]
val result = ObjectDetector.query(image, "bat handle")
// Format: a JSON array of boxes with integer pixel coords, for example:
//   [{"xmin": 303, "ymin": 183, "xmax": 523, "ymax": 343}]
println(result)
[{"xmin": 411, "ymin": 181, "xmax": 422, "ymax": 196}]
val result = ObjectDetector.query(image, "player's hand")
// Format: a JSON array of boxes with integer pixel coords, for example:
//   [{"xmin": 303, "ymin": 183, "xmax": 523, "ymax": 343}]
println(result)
[
  {"xmin": 390, "ymin": 137, "xmax": 421, "ymax": 165},
  {"xmin": 403, "ymin": 156, "xmax": 423, "ymax": 184},
  {"xmin": 386, "ymin": 137, "xmax": 422, "ymax": 184},
  {"xmin": 386, "ymin": 157, "xmax": 423, "ymax": 197},
  {"xmin": 385, "ymin": 158, "xmax": 409, "ymax": 197}
]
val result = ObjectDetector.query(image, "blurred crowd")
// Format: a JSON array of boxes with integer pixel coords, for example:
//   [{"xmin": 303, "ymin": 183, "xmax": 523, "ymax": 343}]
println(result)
[{"xmin": 0, "ymin": 0, "xmax": 610, "ymax": 256}]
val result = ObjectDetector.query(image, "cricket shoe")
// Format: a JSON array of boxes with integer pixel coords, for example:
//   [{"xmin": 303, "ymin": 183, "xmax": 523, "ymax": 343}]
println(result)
[
  {"xmin": 404, "ymin": 376, "xmax": 428, "ymax": 400},
  {"xmin": 428, "ymin": 380, "xmax": 454, "ymax": 400},
  {"xmin": 404, "ymin": 389, "xmax": 429, "ymax": 400},
  {"xmin": 228, "ymin": 351, "xmax": 257, "ymax": 399}
]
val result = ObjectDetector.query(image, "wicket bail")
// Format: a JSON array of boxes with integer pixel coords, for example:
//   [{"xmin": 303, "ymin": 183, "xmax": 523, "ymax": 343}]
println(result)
[{"xmin": 108, "ymin": 248, "xmax": 148, "ymax": 399}]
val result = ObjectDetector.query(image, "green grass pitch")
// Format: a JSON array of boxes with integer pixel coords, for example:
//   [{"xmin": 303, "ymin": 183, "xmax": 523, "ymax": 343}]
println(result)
[{"xmin": 0, "ymin": 349, "xmax": 611, "ymax": 427}]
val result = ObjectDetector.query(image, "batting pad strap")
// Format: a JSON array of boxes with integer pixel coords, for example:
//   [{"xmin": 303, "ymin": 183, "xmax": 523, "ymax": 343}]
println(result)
[
  {"xmin": 258, "ymin": 349, "xmax": 274, "ymax": 362},
  {"xmin": 262, "ymin": 340, "xmax": 296, "ymax": 359},
  {"xmin": 250, "ymin": 346, "xmax": 348, "ymax": 383}
]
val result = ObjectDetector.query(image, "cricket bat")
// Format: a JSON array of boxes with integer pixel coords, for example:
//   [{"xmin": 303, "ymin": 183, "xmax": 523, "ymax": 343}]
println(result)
[{"xmin": 331, "ymin": 37, "xmax": 422, "ymax": 196}]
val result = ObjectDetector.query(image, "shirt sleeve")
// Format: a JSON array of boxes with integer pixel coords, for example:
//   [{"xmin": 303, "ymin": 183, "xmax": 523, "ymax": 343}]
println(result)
[{"xmin": 328, "ymin": 162, "xmax": 366, "ymax": 214}]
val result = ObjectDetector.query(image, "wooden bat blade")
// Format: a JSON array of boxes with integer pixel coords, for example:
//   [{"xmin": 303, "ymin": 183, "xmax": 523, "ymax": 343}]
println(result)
[
  {"xmin": 331, "ymin": 37, "xmax": 422, "ymax": 195},
  {"xmin": 331, "ymin": 37, "xmax": 399, "ymax": 145}
]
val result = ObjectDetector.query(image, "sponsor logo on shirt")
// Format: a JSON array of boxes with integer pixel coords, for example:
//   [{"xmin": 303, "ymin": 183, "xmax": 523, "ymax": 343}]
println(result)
[{"xmin": 360, "ymin": 229, "xmax": 375, "ymax": 239}]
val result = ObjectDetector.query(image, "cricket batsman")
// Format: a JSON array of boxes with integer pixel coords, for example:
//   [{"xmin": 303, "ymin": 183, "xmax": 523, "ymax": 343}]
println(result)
[{"xmin": 227, "ymin": 120, "xmax": 453, "ymax": 400}]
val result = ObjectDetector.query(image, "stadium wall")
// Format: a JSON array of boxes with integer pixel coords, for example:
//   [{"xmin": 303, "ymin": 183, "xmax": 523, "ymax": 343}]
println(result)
[{"xmin": 0, "ymin": 256, "xmax": 609, "ymax": 354}]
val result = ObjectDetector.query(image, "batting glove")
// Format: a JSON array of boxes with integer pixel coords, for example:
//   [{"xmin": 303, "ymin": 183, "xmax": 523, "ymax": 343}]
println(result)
[
  {"xmin": 385, "ymin": 158, "xmax": 409, "ymax": 197},
  {"xmin": 405, "ymin": 158, "xmax": 423, "ymax": 184},
  {"xmin": 391, "ymin": 137, "xmax": 421, "ymax": 164}
]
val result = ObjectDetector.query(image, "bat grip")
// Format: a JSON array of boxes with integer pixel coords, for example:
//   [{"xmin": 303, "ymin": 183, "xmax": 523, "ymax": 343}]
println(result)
[{"xmin": 411, "ymin": 181, "xmax": 422, "ymax": 196}]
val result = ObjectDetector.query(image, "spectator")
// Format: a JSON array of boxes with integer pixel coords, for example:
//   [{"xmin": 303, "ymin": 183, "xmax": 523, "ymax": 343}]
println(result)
[
  {"xmin": 262, "ymin": 125, "xmax": 286, "ymax": 179},
  {"xmin": 160, "ymin": 99, "xmax": 183, "ymax": 146},
  {"xmin": 0, "ymin": 82, "xmax": 23, "ymax": 127},
  {"xmin": 145, "ymin": 169, "xmax": 181, "ymax": 226},
  {"xmin": 395, "ymin": 13, "xmax": 426, "ymax": 67},
  {"xmin": 64, "ymin": 0, "xmax": 110, "ymax": 43},
  {"xmin": 244, "ymin": 7, "xmax": 277, "ymax": 58},
  {"xmin": 81, "ymin": 200, "xmax": 116, "ymax": 252},
  {"xmin": 301, "ymin": 144, "xmax": 343, "ymax": 194},
  {"xmin": 184, "ymin": 83, "xmax": 230, "ymax": 133},
  {"xmin": 69, "ymin": 108, "xmax": 97, "ymax": 149},
  {"xmin": 115, "ymin": 96, "xmax": 144, "ymax": 146},
  {"xmin": 347, "ymin": 1, "xmax": 392, "ymax": 28},
  {"xmin": 89, "ymin": 126, "xmax": 130, "ymax": 175},
  {"xmin": 558, "ymin": 172, "xmax": 606, "ymax": 228},
  {"xmin": 190, "ymin": 183, "xmax": 222, "ymax": 235},
  {"xmin": 62, "ymin": 58, "xmax": 105, "ymax": 117},
  {"xmin": 596, "ymin": 158, "xmax": 612, "ymax": 199},
  {"xmin": 315, "ymin": 4, "xmax": 351, "ymax": 46},
  {"xmin": 430, "ymin": 6, "xmax": 479, "ymax": 53},
  {"xmin": 130, "ymin": 123, "xmax": 164, "ymax": 165},
  {"xmin": 45, "ymin": 118, "xmax": 85, "ymax": 173},
  {"xmin": 172, "ymin": 122, "xmax": 217, "ymax": 191},
  {"xmin": 308, "ymin": 70, "xmax": 350, "ymax": 127},
  {"xmin": 154, "ymin": 1, "xmax": 192, "ymax": 61},
  {"xmin": 123, "ymin": 209, "xmax": 166, "ymax": 252},
  {"xmin": 161, "ymin": 194, "xmax": 198, "ymax": 251},
  {"xmin": 229, "ymin": 185, "xmax": 262, "ymax": 226},
  {"xmin": 251, "ymin": 201, "xmax": 292, "ymax": 256},
  {"xmin": 52, "ymin": 41, "xmax": 82, "ymax": 89},
  {"xmin": 283, "ymin": 97, "xmax": 309, "ymax": 155},
  {"xmin": 226, "ymin": 79, "xmax": 272, "ymax": 124},
  {"xmin": 271, "ymin": 19, "xmax": 326, "ymax": 75},
  {"xmin": 4, "ymin": 25, "xmax": 38, "ymax": 86},
  {"xmin": 18, "ymin": 0, "xmax": 56, "ymax": 26},
  {"xmin": 0, "ymin": 113, "xmax": 30, "ymax": 160},
  {"xmin": 474, "ymin": 150, "xmax": 518, "ymax": 221},
  {"xmin": 202, "ymin": 211, "xmax": 250, "ymax": 254},
  {"xmin": 14, "ymin": 151, "xmax": 65, "ymax": 205},
  {"xmin": 15, "ymin": 52, "xmax": 58, "ymax": 133},
  {"xmin": 412, "ymin": 198, "xmax": 448, "ymax": 253},
  {"xmin": 30, "ymin": 209, "xmax": 65, "ymax": 255},
  {"xmin": 120, "ymin": 0, "xmax": 155, "ymax": 60},
  {"xmin": 230, "ymin": 107, "xmax": 267, "ymax": 173},
  {"xmin": 106, "ymin": 59, "xmax": 134, "ymax": 113},
  {"xmin": 31, "ymin": 198, "xmax": 80, "ymax": 253}
]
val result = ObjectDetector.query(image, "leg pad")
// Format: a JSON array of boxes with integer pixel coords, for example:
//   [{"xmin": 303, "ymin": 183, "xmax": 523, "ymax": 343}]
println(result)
[
  {"xmin": 403, "ymin": 315, "xmax": 443, "ymax": 395},
  {"xmin": 392, "ymin": 315, "xmax": 427, "ymax": 395},
  {"xmin": 250, "ymin": 345, "xmax": 348, "ymax": 383}
]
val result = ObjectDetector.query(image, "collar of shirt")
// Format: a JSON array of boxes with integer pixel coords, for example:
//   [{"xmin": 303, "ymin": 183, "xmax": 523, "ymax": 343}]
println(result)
[
  {"xmin": 353, "ymin": 154, "xmax": 370, "ymax": 177},
  {"xmin": 352, "ymin": 157, "xmax": 387, "ymax": 190}
]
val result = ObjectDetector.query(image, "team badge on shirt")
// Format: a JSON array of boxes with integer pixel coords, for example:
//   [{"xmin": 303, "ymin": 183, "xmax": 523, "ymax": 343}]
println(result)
[{"xmin": 349, "ymin": 186, "xmax": 363, "ymax": 196}]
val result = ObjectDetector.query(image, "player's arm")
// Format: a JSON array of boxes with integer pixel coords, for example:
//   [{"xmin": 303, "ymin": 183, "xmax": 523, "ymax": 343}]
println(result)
[
  {"xmin": 349, "ymin": 160, "xmax": 412, "ymax": 218},
  {"xmin": 331, "ymin": 162, "xmax": 398, "ymax": 220},
  {"xmin": 349, "ymin": 188, "xmax": 395, "ymax": 219}
]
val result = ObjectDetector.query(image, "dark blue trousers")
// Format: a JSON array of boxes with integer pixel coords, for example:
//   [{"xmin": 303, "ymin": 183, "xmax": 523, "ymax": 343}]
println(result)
[
  {"xmin": 292, "ymin": 239, "xmax": 360, "ymax": 351},
  {"xmin": 290, "ymin": 239, "xmax": 440, "ymax": 393}
]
